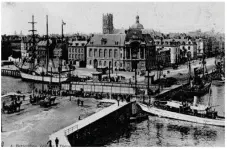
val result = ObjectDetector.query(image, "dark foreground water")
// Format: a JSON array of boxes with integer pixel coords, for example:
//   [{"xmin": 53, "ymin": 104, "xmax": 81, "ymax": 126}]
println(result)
[{"xmin": 1, "ymin": 76, "xmax": 225, "ymax": 147}]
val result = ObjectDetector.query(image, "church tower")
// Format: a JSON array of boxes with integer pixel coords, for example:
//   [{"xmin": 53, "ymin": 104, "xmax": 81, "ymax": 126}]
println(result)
[{"xmin": 102, "ymin": 13, "xmax": 114, "ymax": 34}]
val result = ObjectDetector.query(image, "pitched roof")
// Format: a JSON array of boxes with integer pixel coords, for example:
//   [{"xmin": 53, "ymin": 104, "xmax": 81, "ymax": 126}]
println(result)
[
  {"xmin": 87, "ymin": 34, "xmax": 126, "ymax": 47},
  {"xmin": 68, "ymin": 41, "xmax": 87, "ymax": 46},
  {"xmin": 37, "ymin": 40, "xmax": 52, "ymax": 46}
]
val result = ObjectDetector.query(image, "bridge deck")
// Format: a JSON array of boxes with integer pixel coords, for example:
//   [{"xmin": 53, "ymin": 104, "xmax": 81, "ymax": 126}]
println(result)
[{"xmin": 49, "ymin": 101, "xmax": 131, "ymax": 147}]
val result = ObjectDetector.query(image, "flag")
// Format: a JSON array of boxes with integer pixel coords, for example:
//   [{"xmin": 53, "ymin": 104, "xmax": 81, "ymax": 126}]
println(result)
[{"xmin": 62, "ymin": 21, "xmax": 66, "ymax": 25}]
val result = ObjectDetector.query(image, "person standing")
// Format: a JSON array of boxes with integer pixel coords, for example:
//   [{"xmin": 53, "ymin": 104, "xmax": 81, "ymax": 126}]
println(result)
[
  {"xmin": 55, "ymin": 137, "xmax": 59, "ymax": 147},
  {"xmin": 117, "ymin": 98, "xmax": 120, "ymax": 106}
]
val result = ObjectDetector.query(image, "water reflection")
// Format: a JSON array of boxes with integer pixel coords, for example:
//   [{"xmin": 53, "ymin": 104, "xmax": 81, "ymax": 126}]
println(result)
[{"xmin": 155, "ymin": 122, "xmax": 164, "ymax": 146}]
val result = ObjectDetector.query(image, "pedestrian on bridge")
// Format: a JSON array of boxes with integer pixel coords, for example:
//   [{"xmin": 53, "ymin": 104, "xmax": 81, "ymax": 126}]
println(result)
[
  {"xmin": 55, "ymin": 137, "xmax": 59, "ymax": 147},
  {"xmin": 47, "ymin": 140, "xmax": 52, "ymax": 147},
  {"xmin": 117, "ymin": 98, "xmax": 120, "ymax": 106}
]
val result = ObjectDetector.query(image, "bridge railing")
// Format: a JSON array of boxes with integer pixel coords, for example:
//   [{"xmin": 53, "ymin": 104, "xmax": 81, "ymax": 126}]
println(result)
[{"xmin": 64, "ymin": 124, "xmax": 78, "ymax": 136}]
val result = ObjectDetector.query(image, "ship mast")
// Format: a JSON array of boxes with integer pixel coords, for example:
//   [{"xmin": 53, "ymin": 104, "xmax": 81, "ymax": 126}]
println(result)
[
  {"xmin": 28, "ymin": 15, "xmax": 37, "ymax": 99},
  {"xmin": 28, "ymin": 15, "xmax": 37, "ymax": 69},
  {"xmin": 46, "ymin": 15, "xmax": 49, "ymax": 73},
  {"xmin": 59, "ymin": 20, "xmax": 65, "ymax": 94}
]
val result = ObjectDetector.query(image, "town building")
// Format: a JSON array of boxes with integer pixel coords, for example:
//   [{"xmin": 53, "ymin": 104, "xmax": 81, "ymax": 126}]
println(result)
[
  {"xmin": 21, "ymin": 36, "xmax": 34, "ymax": 60},
  {"xmin": 87, "ymin": 15, "xmax": 156, "ymax": 72},
  {"xmin": 86, "ymin": 34, "xmax": 126, "ymax": 70},
  {"xmin": 195, "ymin": 38, "xmax": 204, "ymax": 58},
  {"xmin": 154, "ymin": 39, "xmax": 181, "ymax": 66},
  {"xmin": 68, "ymin": 40, "xmax": 87, "ymax": 67},
  {"xmin": 124, "ymin": 15, "xmax": 155, "ymax": 72},
  {"xmin": 103, "ymin": 13, "xmax": 114, "ymax": 34},
  {"xmin": 179, "ymin": 38, "xmax": 197, "ymax": 59}
]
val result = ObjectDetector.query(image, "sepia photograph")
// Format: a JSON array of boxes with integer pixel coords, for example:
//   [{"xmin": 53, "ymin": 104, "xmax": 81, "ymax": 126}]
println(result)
[{"xmin": 1, "ymin": 1, "xmax": 225, "ymax": 147}]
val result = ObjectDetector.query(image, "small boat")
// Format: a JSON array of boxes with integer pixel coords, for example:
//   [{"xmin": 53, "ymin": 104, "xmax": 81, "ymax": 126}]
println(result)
[
  {"xmin": 183, "ymin": 82, "xmax": 211, "ymax": 97},
  {"xmin": 138, "ymin": 102, "xmax": 225, "ymax": 127}
]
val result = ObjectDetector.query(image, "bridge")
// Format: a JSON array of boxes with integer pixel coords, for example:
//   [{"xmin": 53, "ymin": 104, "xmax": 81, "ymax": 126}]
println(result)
[{"xmin": 49, "ymin": 100, "xmax": 137, "ymax": 147}]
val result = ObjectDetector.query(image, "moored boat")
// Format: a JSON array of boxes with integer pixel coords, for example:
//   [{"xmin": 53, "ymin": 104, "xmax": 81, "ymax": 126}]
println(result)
[
  {"xmin": 138, "ymin": 102, "xmax": 225, "ymax": 127},
  {"xmin": 183, "ymin": 82, "xmax": 211, "ymax": 97},
  {"xmin": 20, "ymin": 70, "xmax": 68, "ymax": 83}
]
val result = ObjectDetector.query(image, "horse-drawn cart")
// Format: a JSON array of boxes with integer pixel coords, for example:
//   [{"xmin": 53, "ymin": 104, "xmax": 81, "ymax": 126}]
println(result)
[
  {"xmin": 39, "ymin": 96, "xmax": 56, "ymax": 107},
  {"xmin": 1, "ymin": 92, "xmax": 24, "ymax": 114}
]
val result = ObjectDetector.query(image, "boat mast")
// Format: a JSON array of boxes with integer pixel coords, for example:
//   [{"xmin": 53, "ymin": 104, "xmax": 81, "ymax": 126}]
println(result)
[
  {"xmin": 59, "ymin": 20, "xmax": 65, "ymax": 94},
  {"xmin": 46, "ymin": 15, "xmax": 49, "ymax": 73},
  {"xmin": 28, "ymin": 15, "xmax": 37, "ymax": 99},
  {"xmin": 187, "ymin": 52, "xmax": 192, "ymax": 83},
  {"xmin": 28, "ymin": 15, "xmax": 37, "ymax": 70}
]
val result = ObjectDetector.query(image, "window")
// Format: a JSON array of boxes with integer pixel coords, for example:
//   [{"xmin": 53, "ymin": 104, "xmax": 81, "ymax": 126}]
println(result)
[
  {"xmin": 89, "ymin": 48, "xmax": 92, "ymax": 57},
  {"xmin": 82, "ymin": 43, "xmax": 85, "ymax": 46},
  {"xmin": 126, "ymin": 47, "xmax": 130, "ymax": 59},
  {"xmin": 114, "ymin": 49, "xmax": 118, "ymax": 58},
  {"xmin": 104, "ymin": 49, "xmax": 107, "ymax": 58},
  {"xmin": 104, "ymin": 61, "xmax": 106, "ymax": 66},
  {"xmin": 109, "ymin": 49, "xmax": 112, "ymax": 58},
  {"xmin": 94, "ymin": 49, "xmax": 97, "ymax": 57},
  {"xmin": 188, "ymin": 46, "xmax": 190, "ymax": 50},
  {"xmin": 120, "ymin": 53, "xmax": 123, "ymax": 58},
  {"xmin": 89, "ymin": 60, "xmax": 92, "ymax": 65},
  {"xmin": 99, "ymin": 60, "xmax": 102, "ymax": 66},
  {"xmin": 140, "ymin": 48, "xmax": 144, "ymax": 59},
  {"xmin": 114, "ymin": 61, "xmax": 117, "ymax": 67},
  {"xmin": 120, "ymin": 63, "xmax": 122, "ymax": 67},
  {"xmin": 99, "ymin": 49, "xmax": 102, "ymax": 57}
]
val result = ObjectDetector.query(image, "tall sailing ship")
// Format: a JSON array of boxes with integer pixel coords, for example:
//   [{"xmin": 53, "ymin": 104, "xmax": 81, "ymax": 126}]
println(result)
[
  {"xmin": 182, "ymin": 52, "xmax": 211, "ymax": 97},
  {"xmin": 17, "ymin": 15, "xmax": 69, "ymax": 83}
]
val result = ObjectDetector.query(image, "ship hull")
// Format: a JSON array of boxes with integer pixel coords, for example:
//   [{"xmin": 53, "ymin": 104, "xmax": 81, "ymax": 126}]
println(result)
[
  {"xmin": 184, "ymin": 83, "xmax": 211, "ymax": 97},
  {"xmin": 138, "ymin": 103, "xmax": 225, "ymax": 127},
  {"xmin": 212, "ymin": 80, "xmax": 225, "ymax": 86},
  {"xmin": 20, "ymin": 71, "xmax": 68, "ymax": 83}
]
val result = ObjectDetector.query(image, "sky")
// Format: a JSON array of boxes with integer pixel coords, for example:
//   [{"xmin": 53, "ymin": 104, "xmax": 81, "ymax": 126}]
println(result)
[{"xmin": 1, "ymin": 2, "xmax": 225, "ymax": 35}]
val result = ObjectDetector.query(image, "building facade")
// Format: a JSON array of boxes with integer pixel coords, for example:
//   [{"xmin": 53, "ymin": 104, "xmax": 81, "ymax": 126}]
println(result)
[
  {"xmin": 154, "ymin": 39, "xmax": 181, "ymax": 66},
  {"xmin": 103, "ymin": 13, "xmax": 114, "ymax": 34},
  {"xmin": 195, "ymin": 38, "xmax": 204, "ymax": 58},
  {"xmin": 68, "ymin": 40, "xmax": 87, "ymax": 67},
  {"xmin": 86, "ymin": 34, "xmax": 126, "ymax": 70},
  {"xmin": 124, "ymin": 15, "xmax": 156, "ymax": 72}
]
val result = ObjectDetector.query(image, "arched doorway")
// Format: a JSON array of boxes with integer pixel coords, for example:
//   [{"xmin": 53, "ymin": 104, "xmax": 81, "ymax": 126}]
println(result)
[{"xmin": 94, "ymin": 59, "xmax": 98, "ymax": 68}]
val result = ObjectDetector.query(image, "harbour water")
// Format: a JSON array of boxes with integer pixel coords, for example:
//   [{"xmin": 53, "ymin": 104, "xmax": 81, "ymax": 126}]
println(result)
[{"xmin": 1, "ymin": 76, "xmax": 225, "ymax": 146}]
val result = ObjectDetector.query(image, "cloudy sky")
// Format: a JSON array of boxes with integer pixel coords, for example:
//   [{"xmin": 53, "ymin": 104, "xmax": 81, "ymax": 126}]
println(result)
[{"xmin": 1, "ymin": 2, "xmax": 225, "ymax": 35}]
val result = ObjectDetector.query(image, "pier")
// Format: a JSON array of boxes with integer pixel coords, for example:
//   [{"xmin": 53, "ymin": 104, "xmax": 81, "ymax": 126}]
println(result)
[{"xmin": 49, "ymin": 101, "xmax": 138, "ymax": 146}]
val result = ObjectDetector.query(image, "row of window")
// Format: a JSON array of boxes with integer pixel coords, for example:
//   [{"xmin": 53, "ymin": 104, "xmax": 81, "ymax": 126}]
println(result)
[
  {"xmin": 88, "ymin": 60, "xmax": 123, "ymax": 68},
  {"xmin": 155, "ymin": 41, "xmax": 192, "ymax": 45},
  {"xmin": 68, "ymin": 48, "xmax": 84, "ymax": 54},
  {"xmin": 89, "ymin": 48, "xmax": 122, "ymax": 58},
  {"xmin": 69, "ymin": 54, "xmax": 84, "ymax": 60}
]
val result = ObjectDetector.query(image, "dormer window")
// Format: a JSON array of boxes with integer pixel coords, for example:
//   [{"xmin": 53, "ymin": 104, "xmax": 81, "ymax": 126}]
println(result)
[{"xmin": 101, "ymin": 38, "xmax": 107, "ymax": 45}]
